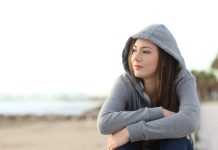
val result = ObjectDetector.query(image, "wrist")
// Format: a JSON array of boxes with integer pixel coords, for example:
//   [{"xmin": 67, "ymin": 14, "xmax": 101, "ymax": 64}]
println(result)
[
  {"xmin": 163, "ymin": 108, "xmax": 169, "ymax": 117},
  {"xmin": 125, "ymin": 128, "xmax": 130, "ymax": 139},
  {"xmin": 162, "ymin": 108, "xmax": 166, "ymax": 117}
]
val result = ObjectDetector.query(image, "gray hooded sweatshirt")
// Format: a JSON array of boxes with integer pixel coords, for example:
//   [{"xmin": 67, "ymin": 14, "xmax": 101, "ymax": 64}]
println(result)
[{"xmin": 97, "ymin": 24, "xmax": 200, "ymax": 146}]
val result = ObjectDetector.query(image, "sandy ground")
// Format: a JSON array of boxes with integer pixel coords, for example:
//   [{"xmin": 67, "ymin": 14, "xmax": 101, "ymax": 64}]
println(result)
[
  {"xmin": 195, "ymin": 102, "xmax": 218, "ymax": 150},
  {"xmin": 0, "ymin": 119, "xmax": 108, "ymax": 150},
  {"xmin": 1, "ymin": 102, "xmax": 217, "ymax": 150}
]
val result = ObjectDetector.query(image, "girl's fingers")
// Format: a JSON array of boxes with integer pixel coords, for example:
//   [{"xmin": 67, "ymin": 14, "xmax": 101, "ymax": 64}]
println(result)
[
  {"xmin": 108, "ymin": 136, "xmax": 114, "ymax": 150},
  {"xmin": 109, "ymin": 144, "xmax": 115, "ymax": 150},
  {"xmin": 108, "ymin": 136, "xmax": 112, "ymax": 147}
]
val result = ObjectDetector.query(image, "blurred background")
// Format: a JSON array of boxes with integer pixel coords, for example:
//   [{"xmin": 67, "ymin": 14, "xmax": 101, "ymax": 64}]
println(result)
[{"xmin": 0, "ymin": 0, "xmax": 218, "ymax": 150}]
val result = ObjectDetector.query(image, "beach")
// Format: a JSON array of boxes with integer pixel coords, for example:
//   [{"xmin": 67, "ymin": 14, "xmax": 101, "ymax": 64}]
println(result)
[
  {"xmin": 0, "ymin": 119, "xmax": 108, "ymax": 150},
  {"xmin": 0, "ymin": 107, "xmax": 108, "ymax": 150},
  {"xmin": 195, "ymin": 101, "xmax": 218, "ymax": 150},
  {"xmin": 1, "ymin": 102, "xmax": 217, "ymax": 150}
]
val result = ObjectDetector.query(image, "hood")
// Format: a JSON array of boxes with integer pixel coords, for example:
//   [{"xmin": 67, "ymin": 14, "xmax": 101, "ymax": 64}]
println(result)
[{"xmin": 122, "ymin": 24, "xmax": 186, "ymax": 73}]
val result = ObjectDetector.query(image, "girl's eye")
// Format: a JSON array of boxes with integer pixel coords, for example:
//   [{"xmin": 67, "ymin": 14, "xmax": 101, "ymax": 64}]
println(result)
[
  {"xmin": 132, "ymin": 49, "xmax": 136, "ymax": 52},
  {"xmin": 143, "ymin": 51, "xmax": 150, "ymax": 54}
]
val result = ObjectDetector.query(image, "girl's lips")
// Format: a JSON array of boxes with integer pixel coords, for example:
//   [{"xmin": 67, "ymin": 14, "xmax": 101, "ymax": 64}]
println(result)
[{"xmin": 134, "ymin": 65, "xmax": 143, "ymax": 68}]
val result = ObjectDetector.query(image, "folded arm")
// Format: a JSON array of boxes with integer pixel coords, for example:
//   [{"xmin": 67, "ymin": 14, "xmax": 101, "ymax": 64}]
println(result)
[
  {"xmin": 98, "ymin": 74, "xmax": 200, "ymax": 142},
  {"xmin": 97, "ymin": 75, "xmax": 164, "ymax": 134},
  {"xmin": 127, "ymin": 77, "xmax": 200, "ymax": 142}
]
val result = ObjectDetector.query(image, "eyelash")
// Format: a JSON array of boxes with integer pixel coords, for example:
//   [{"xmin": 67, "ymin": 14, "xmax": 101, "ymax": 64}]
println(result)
[
  {"xmin": 143, "ymin": 51, "xmax": 150, "ymax": 54},
  {"xmin": 132, "ymin": 49, "xmax": 150, "ymax": 54},
  {"xmin": 132, "ymin": 49, "xmax": 136, "ymax": 52}
]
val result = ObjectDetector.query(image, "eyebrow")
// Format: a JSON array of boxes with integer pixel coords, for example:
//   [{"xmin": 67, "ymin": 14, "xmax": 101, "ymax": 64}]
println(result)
[{"xmin": 133, "ymin": 45, "xmax": 152, "ymax": 49}]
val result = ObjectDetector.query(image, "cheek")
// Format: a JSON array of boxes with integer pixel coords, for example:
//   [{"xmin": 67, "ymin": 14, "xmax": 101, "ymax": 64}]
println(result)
[
  {"xmin": 152, "ymin": 57, "xmax": 159, "ymax": 71},
  {"xmin": 146, "ymin": 56, "xmax": 158, "ymax": 70},
  {"xmin": 130, "ymin": 54, "xmax": 135, "ymax": 64},
  {"xmin": 131, "ymin": 53, "xmax": 134, "ymax": 60}
]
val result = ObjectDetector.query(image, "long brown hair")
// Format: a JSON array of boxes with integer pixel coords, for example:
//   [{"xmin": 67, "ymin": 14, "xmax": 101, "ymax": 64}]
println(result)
[
  {"xmin": 155, "ymin": 47, "xmax": 180, "ymax": 112},
  {"xmin": 128, "ymin": 39, "xmax": 180, "ymax": 112}
]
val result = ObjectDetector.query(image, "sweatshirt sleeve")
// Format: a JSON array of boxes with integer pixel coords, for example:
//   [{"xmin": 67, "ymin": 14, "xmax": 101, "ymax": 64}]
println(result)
[
  {"xmin": 126, "ymin": 77, "xmax": 200, "ymax": 142},
  {"xmin": 97, "ymin": 75, "xmax": 164, "ymax": 135}
]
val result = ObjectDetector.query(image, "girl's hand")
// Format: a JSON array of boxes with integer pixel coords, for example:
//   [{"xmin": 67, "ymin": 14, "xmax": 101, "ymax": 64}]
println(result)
[
  {"xmin": 108, "ymin": 128, "xmax": 130, "ymax": 150},
  {"xmin": 163, "ymin": 108, "xmax": 175, "ymax": 117}
]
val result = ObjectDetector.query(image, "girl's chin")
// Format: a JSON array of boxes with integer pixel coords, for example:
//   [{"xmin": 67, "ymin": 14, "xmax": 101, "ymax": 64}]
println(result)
[{"xmin": 134, "ymin": 73, "xmax": 144, "ymax": 78}]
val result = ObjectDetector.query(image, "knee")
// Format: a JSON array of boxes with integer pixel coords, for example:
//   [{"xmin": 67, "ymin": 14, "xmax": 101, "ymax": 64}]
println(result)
[
  {"xmin": 116, "ymin": 142, "xmax": 142, "ymax": 150},
  {"xmin": 160, "ymin": 137, "xmax": 193, "ymax": 150},
  {"xmin": 116, "ymin": 142, "xmax": 132, "ymax": 150}
]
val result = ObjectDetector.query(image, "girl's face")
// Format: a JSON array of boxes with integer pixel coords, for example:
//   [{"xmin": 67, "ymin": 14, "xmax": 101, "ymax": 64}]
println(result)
[{"xmin": 131, "ymin": 39, "xmax": 159, "ymax": 80}]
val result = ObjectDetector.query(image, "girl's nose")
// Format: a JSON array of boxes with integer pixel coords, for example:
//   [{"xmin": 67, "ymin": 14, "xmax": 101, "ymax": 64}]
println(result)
[{"xmin": 134, "ymin": 52, "xmax": 142, "ymax": 62}]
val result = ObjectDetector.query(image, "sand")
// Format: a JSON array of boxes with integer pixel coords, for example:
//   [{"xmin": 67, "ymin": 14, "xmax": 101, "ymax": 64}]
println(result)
[
  {"xmin": 0, "ymin": 119, "xmax": 108, "ymax": 150},
  {"xmin": 1, "ymin": 101, "xmax": 212, "ymax": 150}
]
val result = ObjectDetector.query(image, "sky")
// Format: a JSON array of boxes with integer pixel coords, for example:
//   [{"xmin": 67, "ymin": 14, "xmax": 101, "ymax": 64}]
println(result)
[{"xmin": 0, "ymin": 0, "xmax": 218, "ymax": 95}]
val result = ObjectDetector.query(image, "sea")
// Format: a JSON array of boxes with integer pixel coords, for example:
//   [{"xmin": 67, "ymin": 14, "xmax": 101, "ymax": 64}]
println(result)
[{"xmin": 0, "ymin": 94, "xmax": 105, "ymax": 116}]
